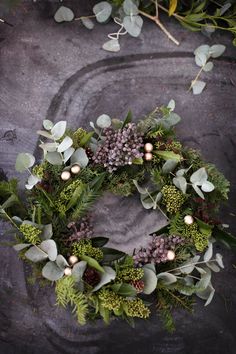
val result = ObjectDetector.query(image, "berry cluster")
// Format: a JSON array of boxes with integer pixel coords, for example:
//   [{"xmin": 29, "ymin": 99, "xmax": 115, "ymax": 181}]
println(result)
[
  {"xmin": 93, "ymin": 123, "xmax": 144, "ymax": 172},
  {"xmin": 133, "ymin": 234, "xmax": 185, "ymax": 266}
]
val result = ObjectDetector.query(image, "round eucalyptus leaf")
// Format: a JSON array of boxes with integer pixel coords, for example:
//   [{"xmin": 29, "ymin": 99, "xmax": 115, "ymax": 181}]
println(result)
[
  {"xmin": 51, "ymin": 121, "xmax": 67, "ymax": 140},
  {"xmin": 25, "ymin": 174, "xmax": 40, "ymax": 190},
  {"xmin": 191, "ymin": 80, "xmax": 206, "ymax": 95},
  {"xmin": 40, "ymin": 240, "xmax": 58, "ymax": 261},
  {"xmin": 63, "ymin": 147, "xmax": 75, "ymax": 163},
  {"xmin": 201, "ymin": 180, "xmax": 215, "ymax": 192},
  {"xmin": 39, "ymin": 142, "xmax": 58, "ymax": 152},
  {"xmin": 190, "ymin": 167, "xmax": 208, "ymax": 185},
  {"xmin": 72, "ymin": 261, "xmax": 87, "ymax": 281},
  {"xmin": 195, "ymin": 52, "xmax": 207, "ymax": 67},
  {"xmin": 142, "ymin": 266, "xmax": 157, "ymax": 294},
  {"xmin": 57, "ymin": 136, "xmax": 73, "ymax": 153},
  {"xmin": 56, "ymin": 254, "xmax": 69, "ymax": 270},
  {"xmin": 194, "ymin": 44, "xmax": 210, "ymax": 59},
  {"xmin": 71, "ymin": 148, "xmax": 89, "ymax": 167},
  {"xmin": 25, "ymin": 246, "xmax": 48, "ymax": 263},
  {"xmin": 81, "ymin": 18, "xmax": 94, "ymax": 30},
  {"xmin": 209, "ymin": 44, "xmax": 226, "ymax": 58},
  {"xmin": 173, "ymin": 176, "xmax": 187, "ymax": 194},
  {"xmin": 15, "ymin": 153, "xmax": 35, "ymax": 172},
  {"xmin": 93, "ymin": 2, "xmax": 112, "ymax": 23},
  {"xmin": 123, "ymin": 15, "xmax": 143, "ymax": 37},
  {"xmin": 203, "ymin": 242, "xmax": 213, "ymax": 262},
  {"xmin": 45, "ymin": 151, "xmax": 63, "ymax": 165},
  {"xmin": 13, "ymin": 243, "xmax": 30, "ymax": 251},
  {"xmin": 192, "ymin": 183, "xmax": 205, "ymax": 199},
  {"xmin": 157, "ymin": 272, "xmax": 177, "ymax": 285},
  {"xmin": 102, "ymin": 39, "xmax": 120, "ymax": 53},
  {"xmin": 42, "ymin": 261, "xmax": 64, "ymax": 281},
  {"xmin": 123, "ymin": 0, "xmax": 139, "ymax": 16},
  {"xmin": 203, "ymin": 61, "xmax": 213, "ymax": 72},
  {"xmin": 215, "ymin": 253, "xmax": 224, "ymax": 268},
  {"xmin": 96, "ymin": 114, "xmax": 112, "ymax": 128},
  {"xmin": 92, "ymin": 266, "xmax": 116, "ymax": 292},
  {"xmin": 54, "ymin": 6, "xmax": 74, "ymax": 23},
  {"xmin": 43, "ymin": 120, "xmax": 54, "ymax": 131}
]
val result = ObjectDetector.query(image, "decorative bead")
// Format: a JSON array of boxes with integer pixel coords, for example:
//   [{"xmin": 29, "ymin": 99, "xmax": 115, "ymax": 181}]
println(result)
[
  {"xmin": 167, "ymin": 250, "xmax": 175, "ymax": 261},
  {"xmin": 144, "ymin": 143, "xmax": 153, "ymax": 153},
  {"xmin": 144, "ymin": 152, "xmax": 153, "ymax": 161},
  {"xmin": 71, "ymin": 164, "xmax": 81, "ymax": 175},
  {"xmin": 68, "ymin": 255, "xmax": 78, "ymax": 266},
  {"xmin": 64, "ymin": 267, "xmax": 72, "ymax": 276},
  {"xmin": 184, "ymin": 215, "xmax": 194, "ymax": 225},
  {"xmin": 61, "ymin": 171, "xmax": 71, "ymax": 181}
]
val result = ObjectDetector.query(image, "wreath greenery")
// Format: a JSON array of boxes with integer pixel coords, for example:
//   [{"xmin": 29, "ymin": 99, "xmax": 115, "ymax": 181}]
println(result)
[{"xmin": 0, "ymin": 100, "xmax": 234, "ymax": 331}]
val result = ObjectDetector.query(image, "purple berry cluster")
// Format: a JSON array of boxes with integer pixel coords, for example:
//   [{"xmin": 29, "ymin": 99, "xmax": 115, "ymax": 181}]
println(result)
[
  {"xmin": 67, "ymin": 217, "xmax": 93, "ymax": 243},
  {"xmin": 133, "ymin": 234, "xmax": 185, "ymax": 266},
  {"xmin": 93, "ymin": 123, "xmax": 144, "ymax": 172}
]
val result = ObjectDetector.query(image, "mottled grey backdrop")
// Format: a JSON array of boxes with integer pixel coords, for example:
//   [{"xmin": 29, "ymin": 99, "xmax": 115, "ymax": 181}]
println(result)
[{"xmin": 0, "ymin": 1, "xmax": 236, "ymax": 354}]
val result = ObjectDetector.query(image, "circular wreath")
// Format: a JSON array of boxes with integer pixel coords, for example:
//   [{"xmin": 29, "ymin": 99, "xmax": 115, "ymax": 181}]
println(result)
[{"xmin": 0, "ymin": 100, "xmax": 232, "ymax": 330}]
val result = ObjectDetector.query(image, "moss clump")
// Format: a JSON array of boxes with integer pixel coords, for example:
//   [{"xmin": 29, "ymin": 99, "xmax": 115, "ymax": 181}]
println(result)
[
  {"xmin": 161, "ymin": 185, "xmax": 185, "ymax": 214},
  {"xmin": 19, "ymin": 224, "xmax": 41, "ymax": 244}
]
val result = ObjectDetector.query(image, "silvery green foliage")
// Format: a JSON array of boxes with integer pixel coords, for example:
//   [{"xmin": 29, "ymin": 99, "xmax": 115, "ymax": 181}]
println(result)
[
  {"xmin": 133, "ymin": 180, "xmax": 162, "ymax": 210},
  {"xmin": 15, "ymin": 152, "xmax": 41, "ymax": 190},
  {"xmin": 54, "ymin": 6, "xmax": 75, "ymax": 23},
  {"xmin": 92, "ymin": 266, "xmax": 116, "ymax": 292},
  {"xmin": 191, "ymin": 44, "xmax": 226, "ymax": 94},
  {"xmin": 159, "ymin": 241, "xmax": 224, "ymax": 306},
  {"xmin": 142, "ymin": 264, "xmax": 157, "ymax": 294},
  {"xmin": 93, "ymin": 2, "xmax": 112, "ymax": 23},
  {"xmin": 173, "ymin": 167, "xmax": 215, "ymax": 199}
]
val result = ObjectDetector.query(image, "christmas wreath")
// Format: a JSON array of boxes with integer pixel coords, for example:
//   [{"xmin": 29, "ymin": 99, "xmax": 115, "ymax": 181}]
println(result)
[{"xmin": 0, "ymin": 100, "xmax": 234, "ymax": 331}]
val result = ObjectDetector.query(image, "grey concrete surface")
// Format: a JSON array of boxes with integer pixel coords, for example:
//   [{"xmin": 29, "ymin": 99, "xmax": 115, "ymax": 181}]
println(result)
[{"xmin": 0, "ymin": 1, "xmax": 236, "ymax": 354}]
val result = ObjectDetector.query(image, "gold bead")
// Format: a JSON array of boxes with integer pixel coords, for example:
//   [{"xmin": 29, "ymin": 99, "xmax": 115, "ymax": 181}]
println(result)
[
  {"xmin": 144, "ymin": 143, "xmax": 153, "ymax": 153},
  {"xmin": 184, "ymin": 215, "xmax": 194, "ymax": 225},
  {"xmin": 145, "ymin": 152, "xmax": 153, "ymax": 161},
  {"xmin": 61, "ymin": 171, "xmax": 71, "ymax": 181},
  {"xmin": 71, "ymin": 164, "xmax": 81, "ymax": 175},
  {"xmin": 64, "ymin": 267, "xmax": 72, "ymax": 276},
  {"xmin": 68, "ymin": 255, "xmax": 78, "ymax": 266},
  {"xmin": 167, "ymin": 250, "xmax": 175, "ymax": 261}
]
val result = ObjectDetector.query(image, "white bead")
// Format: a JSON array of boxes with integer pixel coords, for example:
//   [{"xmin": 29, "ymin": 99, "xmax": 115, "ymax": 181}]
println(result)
[
  {"xmin": 167, "ymin": 250, "xmax": 175, "ymax": 261},
  {"xmin": 68, "ymin": 255, "xmax": 78, "ymax": 266},
  {"xmin": 61, "ymin": 171, "xmax": 71, "ymax": 181},
  {"xmin": 64, "ymin": 267, "xmax": 72, "ymax": 276},
  {"xmin": 184, "ymin": 215, "xmax": 194, "ymax": 225},
  {"xmin": 144, "ymin": 143, "xmax": 153, "ymax": 153},
  {"xmin": 145, "ymin": 152, "xmax": 153, "ymax": 161},
  {"xmin": 71, "ymin": 164, "xmax": 81, "ymax": 174}
]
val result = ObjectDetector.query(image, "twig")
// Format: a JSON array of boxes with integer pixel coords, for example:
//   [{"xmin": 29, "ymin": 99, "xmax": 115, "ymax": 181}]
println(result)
[
  {"xmin": 138, "ymin": 9, "xmax": 180, "ymax": 46},
  {"xmin": 189, "ymin": 66, "xmax": 204, "ymax": 91},
  {"xmin": 0, "ymin": 18, "xmax": 13, "ymax": 27}
]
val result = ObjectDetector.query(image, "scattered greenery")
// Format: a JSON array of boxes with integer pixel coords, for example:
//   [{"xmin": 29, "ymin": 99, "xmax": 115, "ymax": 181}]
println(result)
[{"xmin": 0, "ymin": 100, "xmax": 234, "ymax": 329}]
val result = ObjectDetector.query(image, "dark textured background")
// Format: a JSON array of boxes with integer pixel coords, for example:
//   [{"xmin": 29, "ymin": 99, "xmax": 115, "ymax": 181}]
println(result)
[{"xmin": 0, "ymin": 1, "xmax": 236, "ymax": 353}]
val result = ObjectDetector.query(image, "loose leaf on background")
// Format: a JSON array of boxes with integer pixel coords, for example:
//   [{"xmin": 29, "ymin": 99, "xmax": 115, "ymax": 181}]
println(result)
[
  {"xmin": 209, "ymin": 44, "xmax": 226, "ymax": 58},
  {"xmin": 191, "ymin": 80, "xmax": 206, "ymax": 95},
  {"xmin": 194, "ymin": 45, "xmax": 210, "ymax": 59},
  {"xmin": 81, "ymin": 18, "xmax": 94, "ymax": 30},
  {"xmin": 203, "ymin": 61, "xmax": 214, "ymax": 72},
  {"xmin": 195, "ymin": 52, "xmax": 207, "ymax": 67},
  {"xmin": 54, "ymin": 6, "xmax": 74, "ymax": 23},
  {"xmin": 123, "ymin": 15, "xmax": 143, "ymax": 37},
  {"xmin": 96, "ymin": 114, "xmax": 112, "ymax": 128},
  {"xmin": 102, "ymin": 39, "xmax": 120, "ymax": 52},
  {"xmin": 15, "ymin": 153, "xmax": 35, "ymax": 172},
  {"xmin": 93, "ymin": 2, "xmax": 112, "ymax": 23}
]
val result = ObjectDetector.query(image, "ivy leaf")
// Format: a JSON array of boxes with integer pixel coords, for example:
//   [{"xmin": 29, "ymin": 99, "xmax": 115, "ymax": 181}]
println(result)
[
  {"xmin": 96, "ymin": 114, "xmax": 111, "ymax": 128},
  {"xmin": 191, "ymin": 80, "xmax": 206, "ymax": 95},
  {"xmin": 123, "ymin": 15, "xmax": 143, "ymax": 37},
  {"xmin": 54, "ymin": 6, "xmax": 74, "ymax": 23},
  {"xmin": 92, "ymin": 266, "xmax": 116, "ymax": 292},
  {"xmin": 173, "ymin": 176, "xmax": 187, "ymax": 194},
  {"xmin": 81, "ymin": 18, "xmax": 94, "ymax": 30},
  {"xmin": 169, "ymin": 0, "xmax": 178, "ymax": 16},
  {"xmin": 42, "ymin": 261, "xmax": 64, "ymax": 281},
  {"xmin": 15, "ymin": 153, "xmax": 35, "ymax": 172},
  {"xmin": 123, "ymin": 0, "xmax": 139, "ymax": 16},
  {"xmin": 71, "ymin": 148, "xmax": 89, "ymax": 167},
  {"xmin": 57, "ymin": 136, "xmax": 73, "ymax": 153},
  {"xmin": 102, "ymin": 39, "xmax": 120, "ymax": 52},
  {"xmin": 209, "ymin": 44, "xmax": 226, "ymax": 58},
  {"xmin": 93, "ymin": 2, "xmax": 112, "ymax": 23}
]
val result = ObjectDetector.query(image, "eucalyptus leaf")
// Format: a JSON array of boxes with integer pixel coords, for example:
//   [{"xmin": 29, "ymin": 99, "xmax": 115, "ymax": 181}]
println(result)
[
  {"xmin": 25, "ymin": 174, "xmax": 40, "ymax": 190},
  {"xmin": 71, "ymin": 148, "xmax": 89, "ymax": 167},
  {"xmin": 164, "ymin": 112, "xmax": 181, "ymax": 127},
  {"xmin": 25, "ymin": 245, "xmax": 48, "ymax": 263},
  {"xmin": 209, "ymin": 44, "xmax": 226, "ymax": 58},
  {"xmin": 194, "ymin": 44, "xmax": 210, "ymax": 59},
  {"xmin": 142, "ymin": 266, "xmax": 157, "ymax": 294},
  {"xmin": 37, "ymin": 130, "xmax": 53, "ymax": 139},
  {"xmin": 54, "ymin": 6, "xmax": 74, "ymax": 23},
  {"xmin": 64, "ymin": 147, "xmax": 75, "ymax": 163},
  {"xmin": 162, "ymin": 159, "xmax": 178, "ymax": 174},
  {"xmin": 81, "ymin": 17, "xmax": 94, "ymax": 30},
  {"xmin": 40, "ymin": 224, "xmax": 53, "ymax": 240},
  {"xmin": 113, "ymin": 283, "xmax": 137, "ymax": 297},
  {"xmin": 43, "ymin": 120, "xmax": 54, "ymax": 130},
  {"xmin": 191, "ymin": 80, "xmax": 206, "ymax": 95},
  {"xmin": 42, "ymin": 261, "xmax": 64, "ymax": 281},
  {"xmin": 93, "ymin": 1, "xmax": 112, "ymax": 23},
  {"xmin": 45, "ymin": 152, "xmax": 63, "ymax": 165},
  {"xmin": 57, "ymin": 136, "xmax": 73, "ymax": 153},
  {"xmin": 192, "ymin": 183, "xmax": 205, "ymax": 199},
  {"xmin": 215, "ymin": 253, "xmax": 224, "ymax": 269},
  {"xmin": 133, "ymin": 180, "xmax": 148, "ymax": 195},
  {"xmin": 190, "ymin": 167, "xmax": 208, "ymax": 185},
  {"xmin": 56, "ymin": 254, "xmax": 69, "ymax": 270},
  {"xmin": 154, "ymin": 150, "xmax": 181, "ymax": 162},
  {"xmin": 180, "ymin": 255, "xmax": 200, "ymax": 274},
  {"xmin": 157, "ymin": 272, "xmax": 177, "ymax": 285},
  {"xmin": 195, "ymin": 52, "xmax": 207, "ymax": 67},
  {"xmin": 206, "ymin": 262, "xmax": 220, "ymax": 272},
  {"xmin": 51, "ymin": 121, "xmax": 67, "ymax": 140},
  {"xmin": 204, "ymin": 242, "xmax": 213, "ymax": 262},
  {"xmin": 13, "ymin": 243, "xmax": 30, "ymax": 251},
  {"xmin": 72, "ymin": 261, "xmax": 87, "ymax": 281},
  {"xmin": 15, "ymin": 153, "xmax": 35, "ymax": 172},
  {"xmin": 167, "ymin": 99, "xmax": 175, "ymax": 111},
  {"xmin": 96, "ymin": 114, "xmax": 111, "ymax": 128},
  {"xmin": 201, "ymin": 180, "xmax": 215, "ymax": 192},
  {"xmin": 141, "ymin": 194, "xmax": 154, "ymax": 209},
  {"xmin": 92, "ymin": 266, "xmax": 116, "ymax": 292},
  {"xmin": 39, "ymin": 142, "xmax": 58, "ymax": 152},
  {"xmin": 123, "ymin": 0, "xmax": 139, "ymax": 16},
  {"xmin": 40, "ymin": 240, "xmax": 57, "ymax": 261},
  {"xmin": 102, "ymin": 39, "xmax": 120, "ymax": 53},
  {"xmin": 123, "ymin": 15, "xmax": 143, "ymax": 37},
  {"xmin": 203, "ymin": 61, "xmax": 214, "ymax": 72},
  {"xmin": 173, "ymin": 176, "xmax": 187, "ymax": 194}
]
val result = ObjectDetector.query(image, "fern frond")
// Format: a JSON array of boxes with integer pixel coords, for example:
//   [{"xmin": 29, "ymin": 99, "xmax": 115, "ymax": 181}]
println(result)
[{"xmin": 71, "ymin": 187, "xmax": 100, "ymax": 221}]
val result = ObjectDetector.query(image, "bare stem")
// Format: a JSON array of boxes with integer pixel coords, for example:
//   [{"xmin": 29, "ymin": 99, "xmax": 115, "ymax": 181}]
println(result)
[
  {"xmin": 74, "ymin": 15, "xmax": 96, "ymax": 21},
  {"xmin": 139, "ymin": 9, "xmax": 180, "ymax": 46},
  {"xmin": 189, "ymin": 66, "xmax": 204, "ymax": 91}
]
